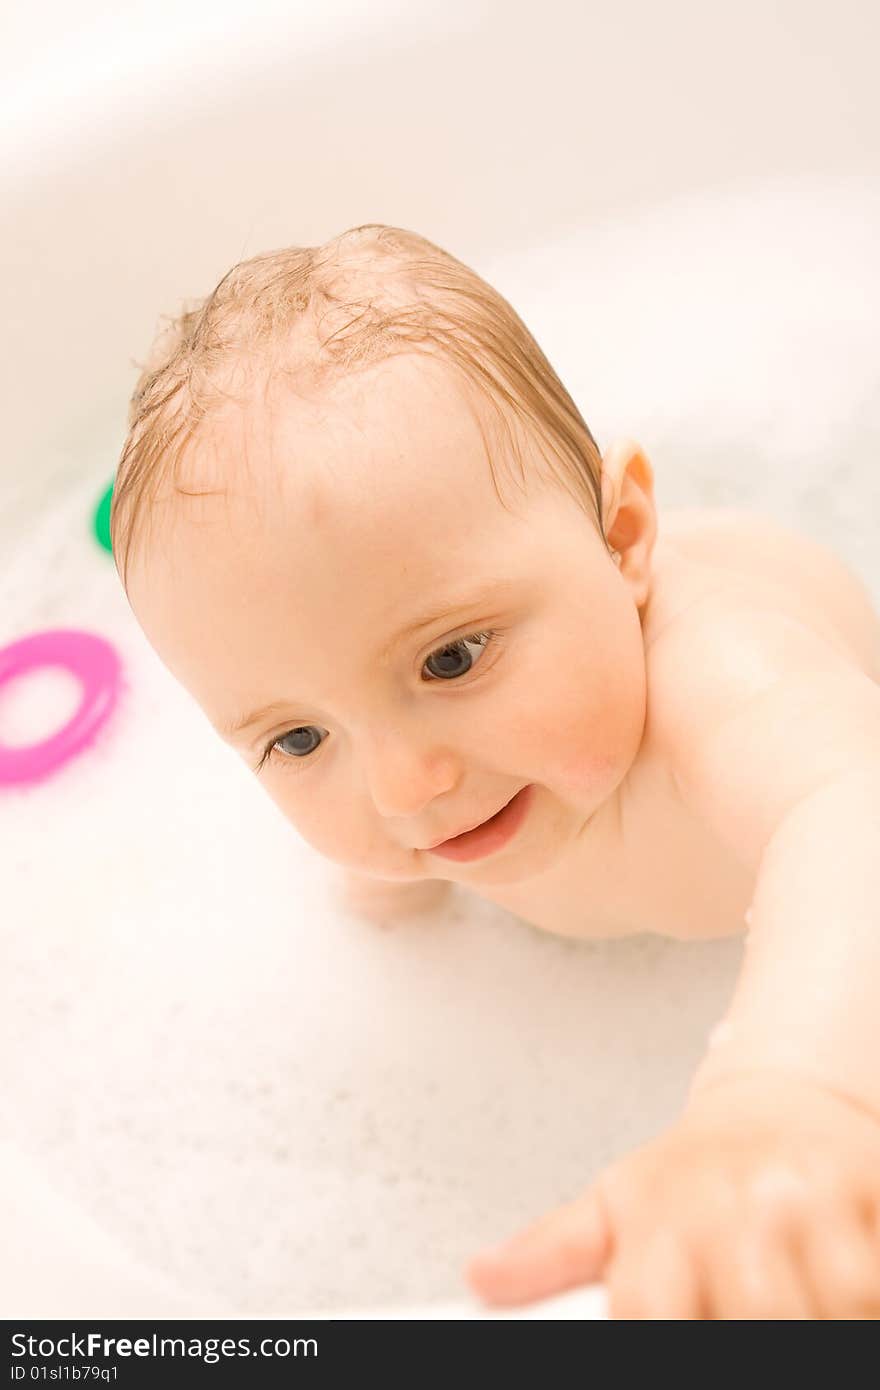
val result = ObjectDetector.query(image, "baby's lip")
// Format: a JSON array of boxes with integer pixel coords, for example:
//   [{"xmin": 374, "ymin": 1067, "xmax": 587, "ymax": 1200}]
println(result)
[{"xmin": 420, "ymin": 789, "xmax": 523, "ymax": 849}]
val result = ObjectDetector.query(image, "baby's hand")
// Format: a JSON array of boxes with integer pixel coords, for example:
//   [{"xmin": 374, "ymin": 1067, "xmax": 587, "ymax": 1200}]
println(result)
[
  {"xmin": 336, "ymin": 870, "xmax": 452, "ymax": 927},
  {"xmin": 466, "ymin": 1073, "xmax": 880, "ymax": 1318}
]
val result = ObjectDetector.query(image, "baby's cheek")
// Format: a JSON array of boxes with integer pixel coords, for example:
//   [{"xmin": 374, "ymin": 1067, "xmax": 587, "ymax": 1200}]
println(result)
[
  {"xmin": 292, "ymin": 799, "xmax": 396, "ymax": 872},
  {"xmin": 550, "ymin": 748, "xmax": 621, "ymax": 799},
  {"xmin": 263, "ymin": 785, "xmax": 352, "ymax": 857},
  {"xmin": 528, "ymin": 688, "xmax": 620, "ymax": 787}
]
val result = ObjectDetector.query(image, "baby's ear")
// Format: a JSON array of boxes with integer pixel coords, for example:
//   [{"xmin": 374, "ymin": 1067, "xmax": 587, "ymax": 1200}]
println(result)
[
  {"xmin": 600, "ymin": 437, "xmax": 651, "ymax": 503},
  {"xmin": 599, "ymin": 439, "xmax": 657, "ymax": 581}
]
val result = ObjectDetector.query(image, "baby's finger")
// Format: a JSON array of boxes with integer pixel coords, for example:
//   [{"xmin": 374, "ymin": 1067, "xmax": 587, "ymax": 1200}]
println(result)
[
  {"xmin": 798, "ymin": 1204, "xmax": 880, "ymax": 1318},
  {"xmin": 605, "ymin": 1231, "xmax": 704, "ymax": 1320},
  {"xmin": 705, "ymin": 1225, "xmax": 815, "ymax": 1319},
  {"xmin": 465, "ymin": 1187, "xmax": 611, "ymax": 1308}
]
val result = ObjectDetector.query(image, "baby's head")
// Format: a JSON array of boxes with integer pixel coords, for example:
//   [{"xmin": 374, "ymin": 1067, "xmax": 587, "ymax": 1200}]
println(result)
[{"xmin": 111, "ymin": 224, "xmax": 657, "ymax": 889}]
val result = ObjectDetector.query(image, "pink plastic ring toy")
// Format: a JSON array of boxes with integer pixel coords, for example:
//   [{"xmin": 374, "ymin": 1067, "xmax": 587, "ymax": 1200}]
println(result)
[{"xmin": 0, "ymin": 629, "xmax": 123, "ymax": 787}]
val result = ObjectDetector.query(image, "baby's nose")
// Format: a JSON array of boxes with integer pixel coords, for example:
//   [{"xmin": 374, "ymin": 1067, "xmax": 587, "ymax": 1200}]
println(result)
[{"xmin": 361, "ymin": 734, "xmax": 458, "ymax": 821}]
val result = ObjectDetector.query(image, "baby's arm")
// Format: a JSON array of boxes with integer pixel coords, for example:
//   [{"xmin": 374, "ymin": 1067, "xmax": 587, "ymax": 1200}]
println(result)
[
  {"xmin": 656, "ymin": 606, "xmax": 880, "ymax": 1114},
  {"xmin": 468, "ymin": 605, "xmax": 880, "ymax": 1317},
  {"xmin": 336, "ymin": 868, "xmax": 453, "ymax": 925}
]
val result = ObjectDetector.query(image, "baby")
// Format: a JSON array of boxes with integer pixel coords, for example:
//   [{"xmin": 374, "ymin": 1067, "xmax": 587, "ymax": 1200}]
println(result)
[{"xmin": 111, "ymin": 224, "xmax": 880, "ymax": 1319}]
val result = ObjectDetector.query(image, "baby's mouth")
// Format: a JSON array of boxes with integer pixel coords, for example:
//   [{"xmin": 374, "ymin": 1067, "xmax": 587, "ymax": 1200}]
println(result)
[
  {"xmin": 425, "ymin": 791, "xmax": 519, "ymax": 849},
  {"xmin": 423, "ymin": 785, "xmax": 534, "ymax": 861}
]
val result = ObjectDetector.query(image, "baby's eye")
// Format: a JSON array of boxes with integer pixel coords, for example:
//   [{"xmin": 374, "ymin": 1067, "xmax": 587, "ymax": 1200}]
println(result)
[
  {"xmin": 257, "ymin": 628, "xmax": 501, "ymax": 773},
  {"xmin": 254, "ymin": 725, "xmax": 325, "ymax": 774},
  {"xmin": 422, "ymin": 628, "xmax": 496, "ymax": 681},
  {"xmin": 272, "ymin": 727, "xmax": 323, "ymax": 759}
]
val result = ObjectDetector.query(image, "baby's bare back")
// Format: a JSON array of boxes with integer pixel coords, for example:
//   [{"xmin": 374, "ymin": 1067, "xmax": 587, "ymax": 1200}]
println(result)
[{"xmin": 470, "ymin": 507, "xmax": 880, "ymax": 943}]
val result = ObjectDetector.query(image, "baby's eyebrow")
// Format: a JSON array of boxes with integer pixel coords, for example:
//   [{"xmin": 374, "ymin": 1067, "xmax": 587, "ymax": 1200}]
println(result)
[
  {"xmin": 221, "ymin": 700, "xmax": 301, "ymax": 740},
  {"xmin": 220, "ymin": 581, "xmax": 509, "ymax": 739}
]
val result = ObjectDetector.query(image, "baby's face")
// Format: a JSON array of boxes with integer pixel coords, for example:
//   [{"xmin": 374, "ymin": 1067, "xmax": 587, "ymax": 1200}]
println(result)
[{"xmin": 127, "ymin": 354, "xmax": 650, "ymax": 890}]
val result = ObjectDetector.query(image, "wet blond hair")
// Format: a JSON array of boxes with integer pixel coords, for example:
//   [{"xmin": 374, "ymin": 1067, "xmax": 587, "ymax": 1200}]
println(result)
[{"xmin": 109, "ymin": 224, "xmax": 607, "ymax": 590}]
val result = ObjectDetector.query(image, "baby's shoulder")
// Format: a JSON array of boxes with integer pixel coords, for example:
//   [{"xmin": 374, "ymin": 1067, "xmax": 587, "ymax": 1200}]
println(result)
[
  {"xmin": 628, "ymin": 509, "xmax": 880, "ymax": 887},
  {"xmin": 646, "ymin": 507, "xmax": 880, "ymax": 685}
]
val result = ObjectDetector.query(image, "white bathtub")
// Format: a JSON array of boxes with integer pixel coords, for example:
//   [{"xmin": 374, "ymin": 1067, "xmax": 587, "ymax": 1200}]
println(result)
[{"xmin": 2, "ymin": 0, "xmax": 879, "ymax": 1320}]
